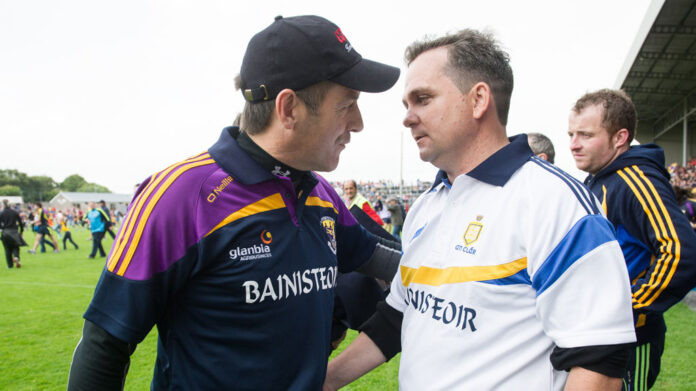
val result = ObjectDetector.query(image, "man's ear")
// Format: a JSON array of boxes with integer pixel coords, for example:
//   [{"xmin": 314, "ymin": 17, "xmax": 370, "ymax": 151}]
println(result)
[
  {"xmin": 276, "ymin": 89, "xmax": 301, "ymax": 129},
  {"xmin": 613, "ymin": 128, "xmax": 630, "ymax": 149},
  {"xmin": 470, "ymin": 82, "xmax": 492, "ymax": 120}
]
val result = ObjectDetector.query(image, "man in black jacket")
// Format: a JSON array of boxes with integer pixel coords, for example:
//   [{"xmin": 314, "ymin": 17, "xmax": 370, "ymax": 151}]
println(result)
[
  {"xmin": 569, "ymin": 88, "xmax": 696, "ymax": 390},
  {"xmin": 0, "ymin": 199, "xmax": 25, "ymax": 268}
]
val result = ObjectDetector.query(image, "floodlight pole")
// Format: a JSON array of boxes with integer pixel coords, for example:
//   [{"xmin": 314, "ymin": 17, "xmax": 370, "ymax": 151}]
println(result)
[{"xmin": 400, "ymin": 128, "xmax": 404, "ymax": 199}]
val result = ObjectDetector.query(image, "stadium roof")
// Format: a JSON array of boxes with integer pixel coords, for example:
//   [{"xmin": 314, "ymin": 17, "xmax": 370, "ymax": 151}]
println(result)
[{"xmin": 616, "ymin": 0, "xmax": 696, "ymax": 147}]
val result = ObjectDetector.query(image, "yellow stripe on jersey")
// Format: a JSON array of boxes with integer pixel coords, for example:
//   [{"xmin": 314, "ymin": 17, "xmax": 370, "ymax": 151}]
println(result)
[
  {"xmin": 205, "ymin": 193, "xmax": 287, "ymax": 237},
  {"xmin": 116, "ymin": 158, "xmax": 216, "ymax": 276},
  {"xmin": 617, "ymin": 166, "xmax": 681, "ymax": 308},
  {"xmin": 108, "ymin": 153, "xmax": 211, "ymax": 272},
  {"xmin": 108, "ymin": 155, "xmax": 214, "ymax": 275},
  {"xmin": 601, "ymin": 185, "xmax": 608, "ymax": 215},
  {"xmin": 400, "ymin": 257, "xmax": 527, "ymax": 287},
  {"xmin": 305, "ymin": 196, "xmax": 338, "ymax": 214}
]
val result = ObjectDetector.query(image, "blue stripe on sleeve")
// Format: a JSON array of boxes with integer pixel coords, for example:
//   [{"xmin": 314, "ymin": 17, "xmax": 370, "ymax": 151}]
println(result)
[
  {"xmin": 531, "ymin": 157, "xmax": 599, "ymax": 215},
  {"xmin": 532, "ymin": 214, "xmax": 616, "ymax": 295}
]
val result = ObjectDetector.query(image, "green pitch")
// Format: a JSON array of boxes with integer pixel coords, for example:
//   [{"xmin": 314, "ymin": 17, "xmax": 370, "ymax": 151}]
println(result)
[{"xmin": 0, "ymin": 227, "xmax": 693, "ymax": 390}]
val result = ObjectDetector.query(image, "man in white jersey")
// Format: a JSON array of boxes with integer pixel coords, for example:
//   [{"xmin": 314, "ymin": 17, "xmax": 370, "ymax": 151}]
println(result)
[{"xmin": 324, "ymin": 29, "xmax": 636, "ymax": 391}]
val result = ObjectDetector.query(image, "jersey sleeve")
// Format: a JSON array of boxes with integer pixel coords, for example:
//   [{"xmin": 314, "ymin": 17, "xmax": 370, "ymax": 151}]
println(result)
[
  {"xmin": 612, "ymin": 165, "xmax": 696, "ymax": 314},
  {"xmin": 528, "ymin": 187, "xmax": 636, "ymax": 348},
  {"xmin": 84, "ymin": 162, "xmax": 212, "ymax": 343}
]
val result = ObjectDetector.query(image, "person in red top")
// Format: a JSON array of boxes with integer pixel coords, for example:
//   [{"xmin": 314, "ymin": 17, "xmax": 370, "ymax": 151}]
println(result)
[{"xmin": 343, "ymin": 180, "xmax": 383, "ymax": 225}]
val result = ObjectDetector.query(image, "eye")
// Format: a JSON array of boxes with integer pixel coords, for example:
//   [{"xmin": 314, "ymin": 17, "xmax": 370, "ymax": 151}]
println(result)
[{"xmin": 416, "ymin": 95, "xmax": 431, "ymax": 105}]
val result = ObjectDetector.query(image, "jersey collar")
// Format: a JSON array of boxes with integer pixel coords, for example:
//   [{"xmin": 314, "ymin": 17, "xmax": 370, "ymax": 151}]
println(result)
[
  {"xmin": 431, "ymin": 134, "xmax": 533, "ymax": 189},
  {"xmin": 208, "ymin": 126, "xmax": 278, "ymax": 184}
]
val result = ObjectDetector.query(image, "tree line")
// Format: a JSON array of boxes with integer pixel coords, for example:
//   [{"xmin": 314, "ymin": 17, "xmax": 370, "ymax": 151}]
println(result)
[{"xmin": 0, "ymin": 169, "xmax": 110, "ymax": 203}]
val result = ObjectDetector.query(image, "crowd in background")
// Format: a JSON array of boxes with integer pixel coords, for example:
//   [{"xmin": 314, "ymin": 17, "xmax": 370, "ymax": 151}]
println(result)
[
  {"xmin": 669, "ymin": 159, "xmax": 696, "ymax": 189},
  {"xmin": 1, "ymin": 202, "xmax": 123, "ymax": 255},
  {"xmin": 330, "ymin": 180, "xmax": 432, "ymax": 215},
  {"xmin": 669, "ymin": 161, "xmax": 696, "ymax": 230}
]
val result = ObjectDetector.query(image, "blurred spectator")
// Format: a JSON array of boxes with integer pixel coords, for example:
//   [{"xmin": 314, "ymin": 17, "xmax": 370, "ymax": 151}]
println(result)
[
  {"xmin": 343, "ymin": 180, "xmax": 383, "ymax": 225},
  {"xmin": 1, "ymin": 199, "xmax": 26, "ymax": 268},
  {"xmin": 99, "ymin": 200, "xmax": 116, "ymax": 239},
  {"xmin": 386, "ymin": 197, "xmax": 404, "ymax": 240},
  {"xmin": 85, "ymin": 202, "xmax": 109, "ymax": 259},
  {"xmin": 673, "ymin": 185, "xmax": 696, "ymax": 231}
]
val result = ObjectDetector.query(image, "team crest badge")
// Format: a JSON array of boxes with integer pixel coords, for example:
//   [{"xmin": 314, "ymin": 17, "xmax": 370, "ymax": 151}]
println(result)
[
  {"xmin": 321, "ymin": 216, "xmax": 337, "ymax": 254},
  {"xmin": 463, "ymin": 215, "xmax": 484, "ymax": 245}
]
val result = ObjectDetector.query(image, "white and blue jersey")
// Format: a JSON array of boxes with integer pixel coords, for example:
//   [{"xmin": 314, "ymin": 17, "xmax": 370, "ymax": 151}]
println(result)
[{"xmin": 386, "ymin": 135, "xmax": 636, "ymax": 390}]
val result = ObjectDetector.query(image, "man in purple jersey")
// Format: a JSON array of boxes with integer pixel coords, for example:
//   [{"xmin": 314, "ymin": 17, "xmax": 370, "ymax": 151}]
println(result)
[{"xmin": 68, "ymin": 15, "xmax": 401, "ymax": 390}]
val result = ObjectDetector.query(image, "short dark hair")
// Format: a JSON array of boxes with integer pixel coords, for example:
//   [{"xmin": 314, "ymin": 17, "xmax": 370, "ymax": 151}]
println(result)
[
  {"xmin": 572, "ymin": 89, "xmax": 637, "ymax": 143},
  {"xmin": 234, "ymin": 75, "xmax": 331, "ymax": 135},
  {"xmin": 405, "ymin": 29, "xmax": 514, "ymax": 126},
  {"xmin": 527, "ymin": 132, "xmax": 555, "ymax": 164}
]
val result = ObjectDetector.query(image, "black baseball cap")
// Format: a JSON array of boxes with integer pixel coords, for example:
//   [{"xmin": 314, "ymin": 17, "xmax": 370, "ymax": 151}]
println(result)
[{"xmin": 240, "ymin": 15, "xmax": 400, "ymax": 102}]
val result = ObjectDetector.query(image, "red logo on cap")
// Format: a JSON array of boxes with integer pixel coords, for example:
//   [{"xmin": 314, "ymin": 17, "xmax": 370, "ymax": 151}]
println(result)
[{"xmin": 334, "ymin": 28, "xmax": 347, "ymax": 43}]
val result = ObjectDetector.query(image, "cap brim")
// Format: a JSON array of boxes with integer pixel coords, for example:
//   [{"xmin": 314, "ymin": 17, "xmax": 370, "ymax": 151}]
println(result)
[{"xmin": 330, "ymin": 58, "xmax": 400, "ymax": 93}]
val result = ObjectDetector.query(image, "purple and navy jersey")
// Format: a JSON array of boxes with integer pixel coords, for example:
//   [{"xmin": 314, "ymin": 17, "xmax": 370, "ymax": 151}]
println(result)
[{"xmin": 84, "ymin": 127, "xmax": 377, "ymax": 390}]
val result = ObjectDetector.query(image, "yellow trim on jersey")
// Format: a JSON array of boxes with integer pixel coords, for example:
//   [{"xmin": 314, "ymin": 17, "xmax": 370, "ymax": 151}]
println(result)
[
  {"xmin": 205, "ymin": 193, "xmax": 287, "ymax": 237},
  {"xmin": 108, "ymin": 154, "xmax": 214, "ymax": 274},
  {"xmin": 601, "ymin": 185, "xmax": 608, "ymax": 215},
  {"xmin": 617, "ymin": 166, "xmax": 681, "ymax": 308},
  {"xmin": 305, "ymin": 196, "xmax": 338, "ymax": 214},
  {"xmin": 113, "ymin": 151, "xmax": 208, "ymax": 260},
  {"xmin": 400, "ymin": 257, "xmax": 527, "ymax": 287},
  {"xmin": 115, "ymin": 158, "xmax": 216, "ymax": 276},
  {"xmin": 108, "ymin": 153, "xmax": 211, "ymax": 272}
]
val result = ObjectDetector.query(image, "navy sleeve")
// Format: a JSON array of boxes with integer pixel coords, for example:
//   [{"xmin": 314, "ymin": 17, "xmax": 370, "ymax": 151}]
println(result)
[
  {"xmin": 550, "ymin": 343, "xmax": 633, "ymax": 378},
  {"xmin": 336, "ymin": 223, "xmax": 378, "ymax": 273},
  {"xmin": 611, "ymin": 165, "xmax": 696, "ymax": 314}
]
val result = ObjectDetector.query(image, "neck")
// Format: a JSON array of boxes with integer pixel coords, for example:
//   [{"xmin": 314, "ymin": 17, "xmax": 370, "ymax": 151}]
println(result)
[
  {"xmin": 248, "ymin": 125, "xmax": 305, "ymax": 170},
  {"xmin": 591, "ymin": 145, "xmax": 630, "ymax": 176},
  {"xmin": 445, "ymin": 124, "xmax": 509, "ymax": 182}
]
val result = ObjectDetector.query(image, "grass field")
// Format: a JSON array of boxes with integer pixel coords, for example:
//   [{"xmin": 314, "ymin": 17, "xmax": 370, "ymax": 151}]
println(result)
[{"xmin": 0, "ymin": 227, "xmax": 694, "ymax": 390}]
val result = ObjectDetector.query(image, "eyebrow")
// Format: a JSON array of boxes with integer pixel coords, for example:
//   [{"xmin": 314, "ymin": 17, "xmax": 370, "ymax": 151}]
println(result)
[
  {"xmin": 346, "ymin": 89, "xmax": 360, "ymax": 100},
  {"xmin": 402, "ymin": 87, "xmax": 431, "ymax": 107}
]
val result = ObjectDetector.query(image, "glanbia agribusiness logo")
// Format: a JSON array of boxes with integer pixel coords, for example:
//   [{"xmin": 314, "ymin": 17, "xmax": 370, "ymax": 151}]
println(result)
[{"xmin": 229, "ymin": 230, "xmax": 273, "ymax": 261}]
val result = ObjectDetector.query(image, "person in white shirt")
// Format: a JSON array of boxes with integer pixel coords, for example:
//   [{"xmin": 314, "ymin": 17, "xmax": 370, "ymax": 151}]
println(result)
[{"xmin": 324, "ymin": 28, "xmax": 636, "ymax": 391}]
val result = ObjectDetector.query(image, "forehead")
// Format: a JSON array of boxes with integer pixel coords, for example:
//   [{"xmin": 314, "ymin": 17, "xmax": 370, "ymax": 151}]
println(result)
[
  {"xmin": 343, "ymin": 182, "xmax": 356, "ymax": 188},
  {"xmin": 569, "ymin": 104, "xmax": 605, "ymax": 128},
  {"xmin": 404, "ymin": 48, "xmax": 451, "ymax": 92}
]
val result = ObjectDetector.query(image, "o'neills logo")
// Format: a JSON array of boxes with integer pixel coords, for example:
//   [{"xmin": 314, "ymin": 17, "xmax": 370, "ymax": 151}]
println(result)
[
  {"xmin": 229, "ymin": 242, "xmax": 272, "ymax": 261},
  {"xmin": 207, "ymin": 175, "xmax": 233, "ymax": 203}
]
